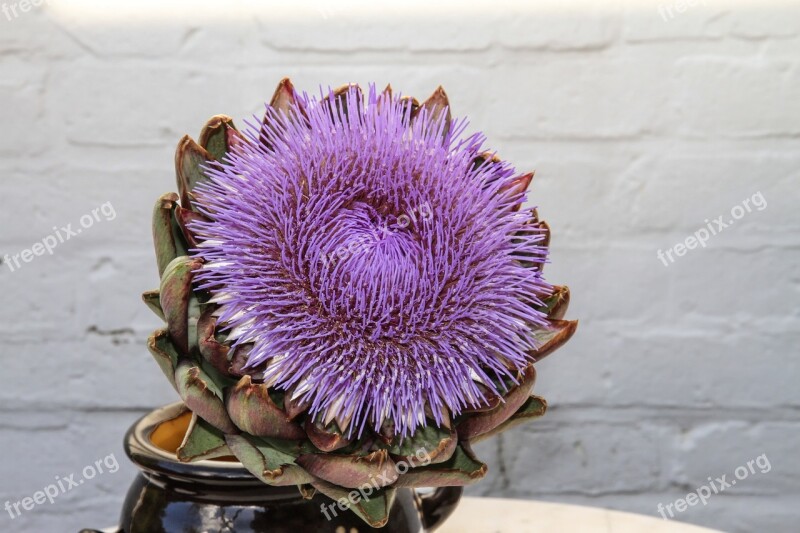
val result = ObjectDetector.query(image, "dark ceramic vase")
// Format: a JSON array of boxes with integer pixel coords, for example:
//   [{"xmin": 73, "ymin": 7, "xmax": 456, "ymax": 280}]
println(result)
[{"xmin": 81, "ymin": 403, "xmax": 462, "ymax": 533}]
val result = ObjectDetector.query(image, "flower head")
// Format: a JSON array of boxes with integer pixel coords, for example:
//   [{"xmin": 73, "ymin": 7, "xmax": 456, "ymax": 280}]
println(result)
[{"xmin": 190, "ymin": 84, "xmax": 551, "ymax": 437}]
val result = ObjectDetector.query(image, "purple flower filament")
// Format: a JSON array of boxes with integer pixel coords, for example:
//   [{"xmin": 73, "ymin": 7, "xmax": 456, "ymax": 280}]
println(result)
[{"xmin": 190, "ymin": 85, "xmax": 552, "ymax": 438}]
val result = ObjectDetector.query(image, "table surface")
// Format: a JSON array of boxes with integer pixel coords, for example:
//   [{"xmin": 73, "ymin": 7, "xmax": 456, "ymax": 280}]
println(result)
[{"xmin": 438, "ymin": 497, "xmax": 723, "ymax": 533}]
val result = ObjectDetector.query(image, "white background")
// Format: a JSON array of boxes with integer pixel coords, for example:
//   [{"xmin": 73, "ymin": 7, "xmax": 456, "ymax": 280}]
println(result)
[{"xmin": 0, "ymin": 1, "xmax": 798, "ymax": 531}]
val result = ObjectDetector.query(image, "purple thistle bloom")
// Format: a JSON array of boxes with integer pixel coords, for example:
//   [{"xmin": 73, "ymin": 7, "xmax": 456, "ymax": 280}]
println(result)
[{"xmin": 189, "ymin": 85, "xmax": 552, "ymax": 438}]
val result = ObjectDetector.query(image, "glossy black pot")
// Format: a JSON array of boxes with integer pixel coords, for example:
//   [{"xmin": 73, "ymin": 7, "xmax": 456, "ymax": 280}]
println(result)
[{"xmin": 81, "ymin": 403, "xmax": 462, "ymax": 533}]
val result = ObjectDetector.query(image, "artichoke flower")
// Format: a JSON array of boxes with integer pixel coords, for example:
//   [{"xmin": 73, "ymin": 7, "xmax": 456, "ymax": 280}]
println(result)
[{"xmin": 143, "ymin": 78, "xmax": 576, "ymax": 528}]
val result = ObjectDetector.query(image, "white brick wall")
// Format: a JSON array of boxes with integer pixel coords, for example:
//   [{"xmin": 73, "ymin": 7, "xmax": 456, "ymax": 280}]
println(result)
[{"xmin": 0, "ymin": 1, "xmax": 797, "ymax": 531}]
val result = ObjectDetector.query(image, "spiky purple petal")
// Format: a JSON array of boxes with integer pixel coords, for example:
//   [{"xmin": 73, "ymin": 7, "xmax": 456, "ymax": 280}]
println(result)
[{"xmin": 189, "ymin": 85, "xmax": 551, "ymax": 437}]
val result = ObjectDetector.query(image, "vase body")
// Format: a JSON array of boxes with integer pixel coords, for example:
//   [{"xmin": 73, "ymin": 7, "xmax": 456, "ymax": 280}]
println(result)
[
  {"xmin": 120, "ymin": 473, "xmax": 427, "ymax": 532},
  {"xmin": 90, "ymin": 403, "xmax": 462, "ymax": 533}
]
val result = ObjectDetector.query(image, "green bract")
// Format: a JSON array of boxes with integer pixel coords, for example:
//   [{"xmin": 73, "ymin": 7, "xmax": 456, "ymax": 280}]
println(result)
[{"xmin": 143, "ymin": 79, "xmax": 576, "ymax": 528}]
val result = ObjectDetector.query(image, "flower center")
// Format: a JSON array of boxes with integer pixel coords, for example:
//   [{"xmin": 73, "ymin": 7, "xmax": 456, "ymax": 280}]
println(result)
[
  {"xmin": 318, "ymin": 199, "xmax": 421, "ymax": 268},
  {"xmin": 309, "ymin": 198, "xmax": 428, "ymax": 344}
]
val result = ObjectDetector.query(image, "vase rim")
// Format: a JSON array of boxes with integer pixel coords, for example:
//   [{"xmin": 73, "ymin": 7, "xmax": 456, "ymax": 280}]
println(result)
[{"xmin": 125, "ymin": 402, "xmax": 285, "ymax": 488}]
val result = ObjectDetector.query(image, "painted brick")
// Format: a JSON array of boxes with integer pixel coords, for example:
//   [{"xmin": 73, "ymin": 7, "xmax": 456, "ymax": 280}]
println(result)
[{"xmin": 1, "ymin": 3, "xmax": 798, "ymax": 532}]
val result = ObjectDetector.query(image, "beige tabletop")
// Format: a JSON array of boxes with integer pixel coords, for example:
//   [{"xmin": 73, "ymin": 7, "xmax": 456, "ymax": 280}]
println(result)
[{"xmin": 438, "ymin": 497, "xmax": 723, "ymax": 533}]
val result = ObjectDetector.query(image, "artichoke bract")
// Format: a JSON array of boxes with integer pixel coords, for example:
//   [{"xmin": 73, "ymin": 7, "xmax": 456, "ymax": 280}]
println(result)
[{"xmin": 143, "ymin": 78, "xmax": 576, "ymax": 528}]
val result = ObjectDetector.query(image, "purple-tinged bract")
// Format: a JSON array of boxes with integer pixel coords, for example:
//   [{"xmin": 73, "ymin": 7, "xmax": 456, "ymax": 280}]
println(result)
[{"xmin": 189, "ymin": 85, "xmax": 552, "ymax": 438}]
